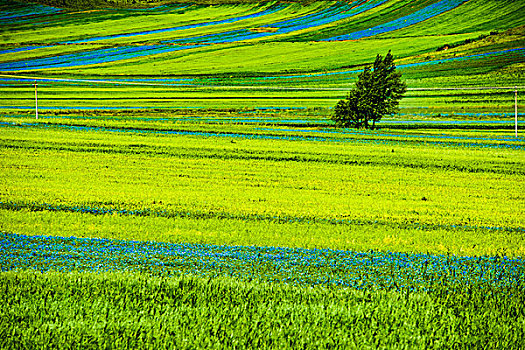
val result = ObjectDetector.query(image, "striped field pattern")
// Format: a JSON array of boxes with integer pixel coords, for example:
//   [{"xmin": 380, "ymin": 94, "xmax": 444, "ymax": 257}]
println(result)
[{"xmin": 1, "ymin": 1, "xmax": 525, "ymax": 348}]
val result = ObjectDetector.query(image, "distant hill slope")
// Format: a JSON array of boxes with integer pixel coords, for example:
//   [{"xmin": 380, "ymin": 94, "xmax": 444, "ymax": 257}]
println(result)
[
  {"xmin": 22, "ymin": 0, "xmax": 300, "ymax": 9},
  {"xmin": 1, "ymin": 0, "xmax": 524, "ymax": 112}
]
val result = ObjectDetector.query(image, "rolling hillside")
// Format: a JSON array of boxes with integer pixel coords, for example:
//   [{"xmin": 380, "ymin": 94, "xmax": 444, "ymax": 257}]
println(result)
[{"xmin": 1, "ymin": 0, "xmax": 524, "ymax": 115}]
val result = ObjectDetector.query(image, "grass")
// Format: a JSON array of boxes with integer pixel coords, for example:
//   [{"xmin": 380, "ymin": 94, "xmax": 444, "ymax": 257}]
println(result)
[
  {"xmin": 1, "ymin": 270, "xmax": 524, "ymax": 349},
  {"xmin": 1, "ymin": 1, "xmax": 525, "ymax": 347},
  {"xmin": 1, "ymin": 0, "xmax": 524, "ymax": 114},
  {"xmin": 1, "ymin": 118, "xmax": 524, "ymax": 256},
  {"xmin": 1, "ymin": 107, "xmax": 524, "ymax": 350}
]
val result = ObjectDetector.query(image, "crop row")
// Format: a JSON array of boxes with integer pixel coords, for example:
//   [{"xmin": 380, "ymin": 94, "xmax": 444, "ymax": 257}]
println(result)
[
  {"xmin": 325, "ymin": 0, "xmax": 468, "ymax": 41},
  {"xmin": 4, "ymin": 0, "xmax": 522, "ymax": 75},
  {"xmin": 250, "ymin": 47, "xmax": 525, "ymax": 81},
  {"xmin": 64, "ymin": 3, "xmax": 285, "ymax": 44},
  {"xmin": 3, "ymin": 120, "xmax": 524, "ymax": 151},
  {"xmin": 1, "ymin": 45, "xmax": 522, "ymax": 92},
  {"xmin": 10, "ymin": 0, "xmax": 465, "ymax": 46},
  {"xmin": 5, "ymin": 110, "xmax": 522, "ymax": 127},
  {"xmin": 256, "ymin": 126, "xmax": 525, "ymax": 144},
  {"xmin": 0, "ymin": 0, "xmax": 60, "ymax": 22},
  {"xmin": 1, "ymin": 0, "xmax": 523, "ymax": 88},
  {"xmin": 3, "ymin": 0, "xmax": 470, "ymax": 47},
  {"xmin": 0, "ymin": 45, "xmax": 53, "ymax": 56},
  {"xmin": 3, "ymin": 200, "xmax": 524, "ymax": 235},
  {"xmin": 166, "ymin": 0, "xmax": 388, "ymax": 44},
  {"xmin": 2, "ymin": 232, "xmax": 523, "ymax": 293},
  {"xmin": 0, "ymin": 45, "xmax": 202, "ymax": 71},
  {"xmin": 0, "ymin": 3, "xmax": 190, "ymax": 27}
]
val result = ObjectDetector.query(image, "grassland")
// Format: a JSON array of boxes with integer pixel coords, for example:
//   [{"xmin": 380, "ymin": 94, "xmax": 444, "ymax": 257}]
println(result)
[
  {"xmin": 1, "ymin": 0, "xmax": 525, "ymax": 348},
  {"xmin": 1, "ymin": 120, "xmax": 524, "ymax": 256},
  {"xmin": 2, "ymin": 270, "xmax": 523, "ymax": 349},
  {"xmin": 1, "ymin": 0, "xmax": 524, "ymax": 114},
  {"xmin": 1, "ymin": 113, "xmax": 525, "ymax": 348}
]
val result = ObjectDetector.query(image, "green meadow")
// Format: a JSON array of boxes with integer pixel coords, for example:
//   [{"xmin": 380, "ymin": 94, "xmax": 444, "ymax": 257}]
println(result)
[
  {"xmin": 1, "ymin": 0, "xmax": 524, "ymax": 113},
  {"xmin": 1, "ymin": 0, "xmax": 525, "ymax": 348},
  {"xmin": 1, "ymin": 115, "xmax": 525, "ymax": 348},
  {"xmin": 1, "ymin": 121, "xmax": 524, "ymax": 255}
]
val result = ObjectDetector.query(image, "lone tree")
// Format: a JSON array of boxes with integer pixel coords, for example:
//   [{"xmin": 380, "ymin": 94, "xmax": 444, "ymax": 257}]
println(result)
[{"xmin": 332, "ymin": 51, "xmax": 406, "ymax": 129}]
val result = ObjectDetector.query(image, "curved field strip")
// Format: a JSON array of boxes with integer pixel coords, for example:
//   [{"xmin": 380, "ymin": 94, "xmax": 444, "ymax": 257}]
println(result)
[
  {"xmin": 163, "ymin": 0, "xmax": 389, "ymax": 44},
  {"xmin": 0, "ymin": 0, "xmax": 491, "ymax": 47},
  {"xmin": 3, "ymin": 5, "xmax": 189, "ymax": 34},
  {"xmin": 247, "ymin": 47, "xmax": 525, "ymax": 80},
  {"xmin": 399, "ymin": 47, "xmax": 525, "ymax": 71},
  {"xmin": 0, "ymin": 0, "xmax": 60, "ymax": 22},
  {"xmin": 1, "ymin": 0, "xmax": 523, "ymax": 77},
  {"xmin": 1, "ymin": 40, "xmax": 522, "ymax": 77},
  {"xmin": 4, "ymin": 2, "xmax": 316, "ymax": 46},
  {"xmin": 0, "ymin": 1, "xmax": 524, "ymax": 113},
  {"xmin": 0, "ymin": 45, "xmax": 53, "ymax": 55},
  {"xmin": 4, "ymin": 3, "xmax": 271, "ymax": 43},
  {"xmin": 62, "ymin": 3, "xmax": 288, "ymax": 44},
  {"xmin": 385, "ymin": 0, "xmax": 525, "ymax": 37},
  {"xmin": 292, "ymin": 0, "xmax": 466, "ymax": 41},
  {"xmin": 324, "ymin": 0, "xmax": 469, "ymax": 41},
  {"xmin": 0, "ymin": 45, "xmax": 203, "ymax": 71}
]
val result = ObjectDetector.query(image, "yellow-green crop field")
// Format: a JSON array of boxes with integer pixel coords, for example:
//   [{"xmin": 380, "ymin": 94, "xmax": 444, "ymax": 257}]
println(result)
[
  {"xmin": 1, "ymin": 120, "xmax": 525, "ymax": 255},
  {"xmin": 1, "ymin": 113, "xmax": 525, "ymax": 348},
  {"xmin": 1, "ymin": 0, "xmax": 525, "ymax": 348}
]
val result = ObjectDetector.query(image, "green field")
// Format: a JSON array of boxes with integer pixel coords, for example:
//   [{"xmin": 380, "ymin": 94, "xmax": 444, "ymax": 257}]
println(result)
[
  {"xmin": 1, "ymin": 0, "xmax": 525, "ymax": 348},
  {"xmin": 1, "ymin": 121, "xmax": 525, "ymax": 255},
  {"xmin": 1, "ymin": 115, "xmax": 525, "ymax": 348},
  {"xmin": 1, "ymin": 0, "xmax": 524, "ymax": 115},
  {"xmin": 2, "ymin": 270, "xmax": 524, "ymax": 349}
]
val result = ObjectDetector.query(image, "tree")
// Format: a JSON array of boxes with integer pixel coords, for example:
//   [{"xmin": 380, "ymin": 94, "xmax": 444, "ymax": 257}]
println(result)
[{"xmin": 332, "ymin": 51, "xmax": 406, "ymax": 129}]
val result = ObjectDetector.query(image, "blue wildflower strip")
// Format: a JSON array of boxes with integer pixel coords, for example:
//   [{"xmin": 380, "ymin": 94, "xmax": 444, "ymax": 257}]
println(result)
[
  {"xmin": 0, "ymin": 45, "xmax": 202, "ymax": 71},
  {"xmin": 62, "ymin": 3, "xmax": 285, "ymax": 44},
  {"xmin": 324, "ymin": 0, "xmax": 469, "ymax": 41},
  {"xmin": 0, "ymin": 46, "xmax": 54, "ymax": 55},
  {"xmin": 1, "ymin": 232, "xmax": 523, "ymax": 293},
  {"xmin": 251, "ymin": 48, "xmax": 525, "ymax": 80},
  {"xmin": 0, "ymin": 2, "xmax": 61, "ymax": 22},
  {"xmin": 255, "ymin": 127, "xmax": 525, "ymax": 143},
  {"xmin": 397, "ymin": 47, "xmax": 525, "ymax": 70},
  {"xmin": 164, "ymin": 0, "xmax": 388, "ymax": 44}
]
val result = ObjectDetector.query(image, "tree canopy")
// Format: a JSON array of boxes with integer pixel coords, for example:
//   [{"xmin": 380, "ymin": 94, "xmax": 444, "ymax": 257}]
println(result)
[{"xmin": 332, "ymin": 51, "xmax": 406, "ymax": 129}]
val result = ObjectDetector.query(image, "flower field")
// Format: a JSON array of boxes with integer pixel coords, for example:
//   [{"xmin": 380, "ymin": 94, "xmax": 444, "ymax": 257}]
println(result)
[
  {"xmin": 3, "ymin": 232, "xmax": 524, "ymax": 292},
  {"xmin": 1, "ymin": 111, "xmax": 525, "ymax": 349},
  {"xmin": 1, "ymin": 114, "xmax": 524, "ymax": 348},
  {"xmin": 1, "ymin": 0, "xmax": 525, "ymax": 348}
]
